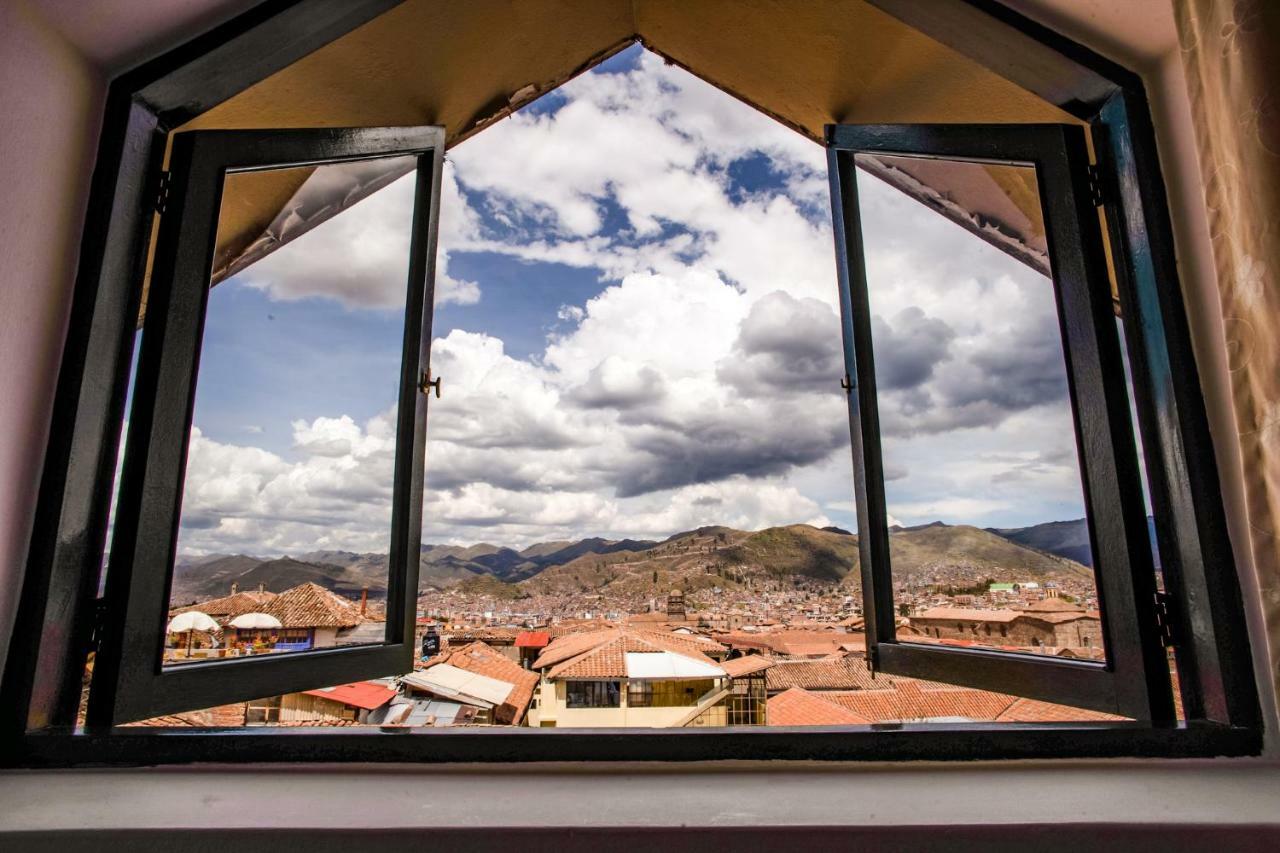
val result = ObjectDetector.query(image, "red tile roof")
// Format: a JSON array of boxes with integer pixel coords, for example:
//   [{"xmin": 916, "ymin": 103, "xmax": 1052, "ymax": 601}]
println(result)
[
  {"xmin": 262, "ymin": 582, "xmax": 364, "ymax": 629},
  {"xmin": 425, "ymin": 641, "xmax": 540, "ymax": 725},
  {"xmin": 302, "ymin": 681, "xmax": 397, "ymax": 711},
  {"xmin": 515, "ymin": 631, "xmax": 551, "ymax": 648},
  {"xmin": 721, "ymin": 655, "xmax": 775, "ymax": 678},
  {"xmin": 765, "ymin": 657, "xmax": 882, "ymax": 692},
  {"xmin": 536, "ymin": 628, "xmax": 726, "ymax": 680},
  {"xmin": 767, "ymin": 688, "xmax": 871, "ymax": 726}
]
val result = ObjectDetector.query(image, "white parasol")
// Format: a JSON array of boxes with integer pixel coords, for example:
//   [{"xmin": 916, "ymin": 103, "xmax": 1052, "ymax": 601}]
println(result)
[
  {"xmin": 229, "ymin": 612, "xmax": 283, "ymax": 630},
  {"xmin": 167, "ymin": 611, "xmax": 219, "ymax": 633},
  {"xmin": 166, "ymin": 610, "xmax": 219, "ymax": 656}
]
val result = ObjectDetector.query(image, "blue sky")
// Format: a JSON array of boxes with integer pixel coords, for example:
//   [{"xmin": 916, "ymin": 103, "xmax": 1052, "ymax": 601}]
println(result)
[{"xmin": 171, "ymin": 44, "xmax": 1088, "ymax": 557}]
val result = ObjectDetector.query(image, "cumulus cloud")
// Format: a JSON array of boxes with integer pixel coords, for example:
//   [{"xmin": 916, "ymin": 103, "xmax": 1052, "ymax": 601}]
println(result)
[{"xmin": 174, "ymin": 45, "xmax": 1086, "ymax": 553}]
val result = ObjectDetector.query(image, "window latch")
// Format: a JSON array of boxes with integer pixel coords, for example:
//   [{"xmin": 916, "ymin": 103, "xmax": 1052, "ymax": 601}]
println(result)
[
  {"xmin": 419, "ymin": 369, "xmax": 442, "ymax": 398},
  {"xmin": 1154, "ymin": 591, "xmax": 1177, "ymax": 648},
  {"xmin": 1086, "ymin": 163, "xmax": 1107, "ymax": 207},
  {"xmin": 840, "ymin": 373, "xmax": 853, "ymax": 393}
]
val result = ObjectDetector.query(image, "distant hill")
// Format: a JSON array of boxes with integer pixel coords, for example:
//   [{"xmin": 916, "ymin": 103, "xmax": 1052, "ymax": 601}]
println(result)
[
  {"xmin": 173, "ymin": 520, "xmax": 1096, "ymax": 605},
  {"xmin": 988, "ymin": 517, "xmax": 1160, "ymax": 570},
  {"xmin": 989, "ymin": 519, "xmax": 1094, "ymax": 566}
]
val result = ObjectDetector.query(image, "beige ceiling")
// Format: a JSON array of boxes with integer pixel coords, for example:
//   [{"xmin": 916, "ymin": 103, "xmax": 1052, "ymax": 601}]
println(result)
[{"xmin": 172, "ymin": 0, "xmax": 1077, "ymax": 297}]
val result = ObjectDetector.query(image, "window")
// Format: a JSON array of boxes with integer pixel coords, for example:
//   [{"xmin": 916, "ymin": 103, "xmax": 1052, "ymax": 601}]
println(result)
[
  {"xmin": 567, "ymin": 682, "xmax": 620, "ymax": 709},
  {"xmin": 87, "ymin": 126, "xmax": 446, "ymax": 726},
  {"xmin": 1, "ymin": 0, "xmax": 1261, "ymax": 764},
  {"xmin": 828, "ymin": 123, "xmax": 1173, "ymax": 720}
]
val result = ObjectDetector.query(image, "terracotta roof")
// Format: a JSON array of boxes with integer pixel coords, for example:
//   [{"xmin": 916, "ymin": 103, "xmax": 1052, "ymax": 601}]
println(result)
[
  {"xmin": 816, "ymin": 680, "xmax": 1128, "ymax": 723},
  {"xmin": 994, "ymin": 697, "xmax": 1125, "ymax": 722},
  {"xmin": 914, "ymin": 608, "xmax": 1022, "ymax": 623},
  {"xmin": 1018, "ymin": 610, "xmax": 1101, "ymax": 625},
  {"xmin": 443, "ymin": 627, "xmax": 519, "ymax": 644},
  {"xmin": 425, "ymin": 641, "xmax": 540, "ymax": 725},
  {"xmin": 515, "ymin": 630, "xmax": 551, "ymax": 648},
  {"xmin": 171, "ymin": 590, "xmax": 277, "ymax": 621},
  {"xmin": 534, "ymin": 627, "xmax": 724, "ymax": 672},
  {"xmin": 765, "ymin": 657, "xmax": 881, "ymax": 692},
  {"xmin": 767, "ymin": 687, "xmax": 871, "ymax": 726},
  {"xmin": 302, "ymin": 680, "xmax": 397, "ymax": 711},
  {"xmin": 124, "ymin": 702, "xmax": 248, "ymax": 728},
  {"xmin": 718, "ymin": 630, "xmax": 859, "ymax": 658},
  {"xmin": 261, "ymin": 582, "xmax": 364, "ymax": 629},
  {"xmin": 541, "ymin": 629, "xmax": 726, "ymax": 680},
  {"xmin": 721, "ymin": 655, "xmax": 775, "ymax": 678}
]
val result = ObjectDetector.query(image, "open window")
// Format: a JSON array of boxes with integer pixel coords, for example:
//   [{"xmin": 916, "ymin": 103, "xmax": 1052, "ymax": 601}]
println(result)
[
  {"xmin": 88, "ymin": 126, "xmax": 445, "ymax": 725},
  {"xmin": 827, "ymin": 123, "xmax": 1173, "ymax": 720}
]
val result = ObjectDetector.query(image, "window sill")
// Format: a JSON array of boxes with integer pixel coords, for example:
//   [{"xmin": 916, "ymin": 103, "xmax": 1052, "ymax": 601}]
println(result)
[{"xmin": 2, "ymin": 759, "xmax": 1279, "ymax": 842}]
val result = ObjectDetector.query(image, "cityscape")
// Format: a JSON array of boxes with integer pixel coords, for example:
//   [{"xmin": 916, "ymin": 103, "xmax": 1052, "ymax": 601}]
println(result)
[{"xmin": 136, "ymin": 517, "xmax": 1128, "ymax": 729}]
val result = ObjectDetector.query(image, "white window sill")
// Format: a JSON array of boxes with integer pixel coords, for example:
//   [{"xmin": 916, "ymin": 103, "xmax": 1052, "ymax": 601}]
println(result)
[{"xmin": 3, "ymin": 759, "xmax": 1280, "ymax": 835}]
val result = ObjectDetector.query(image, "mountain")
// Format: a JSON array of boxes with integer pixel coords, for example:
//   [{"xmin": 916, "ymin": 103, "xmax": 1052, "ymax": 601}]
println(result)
[
  {"xmin": 173, "ymin": 521, "xmax": 1095, "ymax": 605},
  {"xmin": 989, "ymin": 519, "xmax": 1093, "ymax": 566},
  {"xmin": 988, "ymin": 517, "xmax": 1160, "ymax": 570}
]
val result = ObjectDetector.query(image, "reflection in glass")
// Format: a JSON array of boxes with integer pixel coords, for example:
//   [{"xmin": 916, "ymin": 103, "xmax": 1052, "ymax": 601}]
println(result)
[
  {"xmin": 164, "ymin": 156, "xmax": 418, "ymax": 666},
  {"xmin": 853, "ymin": 153, "xmax": 1105, "ymax": 659}
]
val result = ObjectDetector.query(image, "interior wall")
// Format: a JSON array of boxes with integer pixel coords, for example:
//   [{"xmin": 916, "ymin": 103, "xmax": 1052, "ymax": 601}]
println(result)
[{"xmin": 0, "ymin": 0, "xmax": 105, "ymax": 680}]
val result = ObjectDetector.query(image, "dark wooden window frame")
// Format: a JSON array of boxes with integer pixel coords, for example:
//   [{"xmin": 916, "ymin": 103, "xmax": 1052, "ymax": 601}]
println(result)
[
  {"xmin": 87, "ymin": 125, "xmax": 444, "ymax": 726},
  {"xmin": 827, "ymin": 123, "xmax": 1171, "ymax": 722},
  {"xmin": 0, "ymin": 0, "xmax": 1263, "ymax": 765}
]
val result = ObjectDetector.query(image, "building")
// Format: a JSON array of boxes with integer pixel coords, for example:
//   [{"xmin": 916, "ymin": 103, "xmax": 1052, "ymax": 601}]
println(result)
[
  {"xmin": 527, "ymin": 627, "xmax": 744, "ymax": 728},
  {"xmin": 910, "ymin": 599, "xmax": 1101, "ymax": 650}
]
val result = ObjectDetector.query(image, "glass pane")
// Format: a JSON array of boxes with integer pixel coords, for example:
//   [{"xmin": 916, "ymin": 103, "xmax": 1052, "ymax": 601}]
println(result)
[
  {"xmin": 164, "ymin": 155, "xmax": 418, "ymax": 667},
  {"xmin": 853, "ymin": 152, "xmax": 1105, "ymax": 660}
]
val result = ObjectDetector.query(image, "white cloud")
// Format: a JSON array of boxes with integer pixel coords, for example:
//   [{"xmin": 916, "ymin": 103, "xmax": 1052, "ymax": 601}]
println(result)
[{"xmin": 176, "ymin": 46, "xmax": 1085, "ymax": 554}]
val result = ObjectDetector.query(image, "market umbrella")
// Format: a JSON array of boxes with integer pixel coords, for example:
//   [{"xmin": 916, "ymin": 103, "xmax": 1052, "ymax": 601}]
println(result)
[
  {"xmin": 228, "ymin": 612, "xmax": 283, "ymax": 630},
  {"xmin": 166, "ymin": 610, "xmax": 219, "ymax": 655}
]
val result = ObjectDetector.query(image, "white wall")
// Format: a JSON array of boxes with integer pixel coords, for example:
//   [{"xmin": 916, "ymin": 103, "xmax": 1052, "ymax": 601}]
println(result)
[{"xmin": 0, "ymin": 0, "xmax": 104, "ymax": 678}]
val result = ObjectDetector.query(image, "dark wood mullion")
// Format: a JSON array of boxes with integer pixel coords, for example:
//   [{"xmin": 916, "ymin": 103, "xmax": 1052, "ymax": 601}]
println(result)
[
  {"xmin": 87, "ymin": 131, "xmax": 218, "ymax": 727},
  {"xmin": 826, "ymin": 145, "xmax": 895, "ymax": 661},
  {"xmin": 1040, "ymin": 124, "xmax": 1172, "ymax": 722},
  {"xmin": 9, "ymin": 719, "xmax": 1261, "ymax": 767},
  {"xmin": 1095, "ymin": 90, "xmax": 1261, "ymax": 727}
]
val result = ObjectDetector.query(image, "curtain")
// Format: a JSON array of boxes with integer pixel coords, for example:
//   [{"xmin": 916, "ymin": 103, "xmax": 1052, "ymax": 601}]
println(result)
[{"xmin": 1175, "ymin": 0, "xmax": 1280, "ymax": 701}]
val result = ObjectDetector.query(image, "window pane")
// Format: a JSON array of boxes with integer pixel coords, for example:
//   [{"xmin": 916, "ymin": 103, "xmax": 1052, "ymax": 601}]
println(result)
[
  {"xmin": 852, "ymin": 152, "xmax": 1105, "ymax": 660},
  {"xmin": 164, "ymin": 155, "xmax": 417, "ymax": 667}
]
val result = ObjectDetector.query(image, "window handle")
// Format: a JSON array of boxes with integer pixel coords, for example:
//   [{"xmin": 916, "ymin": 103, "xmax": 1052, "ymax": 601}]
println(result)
[
  {"xmin": 419, "ymin": 369, "xmax": 442, "ymax": 398},
  {"xmin": 840, "ymin": 373, "xmax": 853, "ymax": 393}
]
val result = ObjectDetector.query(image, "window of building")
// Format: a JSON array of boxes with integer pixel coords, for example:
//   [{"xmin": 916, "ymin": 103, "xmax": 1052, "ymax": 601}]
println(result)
[{"xmin": 566, "ymin": 682, "xmax": 621, "ymax": 709}]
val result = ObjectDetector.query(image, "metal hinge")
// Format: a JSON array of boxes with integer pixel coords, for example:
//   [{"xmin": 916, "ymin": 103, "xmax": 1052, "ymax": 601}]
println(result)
[
  {"xmin": 1153, "ymin": 591, "xmax": 1177, "ymax": 648},
  {"xmin": 89, "ymin": 597, "xmax": 109, "ymax": 654},
  {"xmin": 1086, "ymin": 163, "xmax": 1107, "ymax": 207},
  {"xmin": 154, "ymin": 170, "xmax": 172, "ymax": 214}
]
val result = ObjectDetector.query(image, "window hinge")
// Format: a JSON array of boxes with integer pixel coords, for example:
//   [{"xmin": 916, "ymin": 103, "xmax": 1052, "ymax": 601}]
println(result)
[
  {"xmin": 89, "ymin": 597, "xmax": 108, "ymax": 655},
  {"xmin": 1153, "ymin": 591, "xmax": 1177, "ymax": 648},
  {"xmin": 154, "ymin": 170, "xmax": 172, "ymax": 215},
  {"xmin": 1086, "ymin": 163, "xmax": 1107, "ymax": 207}
]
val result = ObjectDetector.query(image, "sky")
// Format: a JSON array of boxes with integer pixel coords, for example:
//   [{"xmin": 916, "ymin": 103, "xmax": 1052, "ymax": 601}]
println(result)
[{"xmin": 169, "ymin": 44, "xmax": 1088, "ymax": 557}]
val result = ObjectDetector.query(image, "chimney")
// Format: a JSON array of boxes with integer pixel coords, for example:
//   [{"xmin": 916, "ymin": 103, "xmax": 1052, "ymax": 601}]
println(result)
[
  {"xmin": 230, "ymin": 582, "xmax": 238, "ymax": 595},
  {"xmin": 258, "ymin": 582, "xmax": 265, "ymax": 594},
  {"xmin": 360, "ymin": 587, "xmax": 368, "ymax": 616}
]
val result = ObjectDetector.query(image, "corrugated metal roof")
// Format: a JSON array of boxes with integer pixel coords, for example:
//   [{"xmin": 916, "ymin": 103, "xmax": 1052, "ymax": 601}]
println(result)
[{"xmin": 401, "ymin": 663, "xmax": 514, "ymax": 707}]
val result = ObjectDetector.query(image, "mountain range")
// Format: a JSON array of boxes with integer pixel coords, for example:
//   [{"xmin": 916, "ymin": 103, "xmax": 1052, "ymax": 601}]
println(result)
[{"xmin": 172, "ymin": 518, "xmax": 1102, "ymax": 604}]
